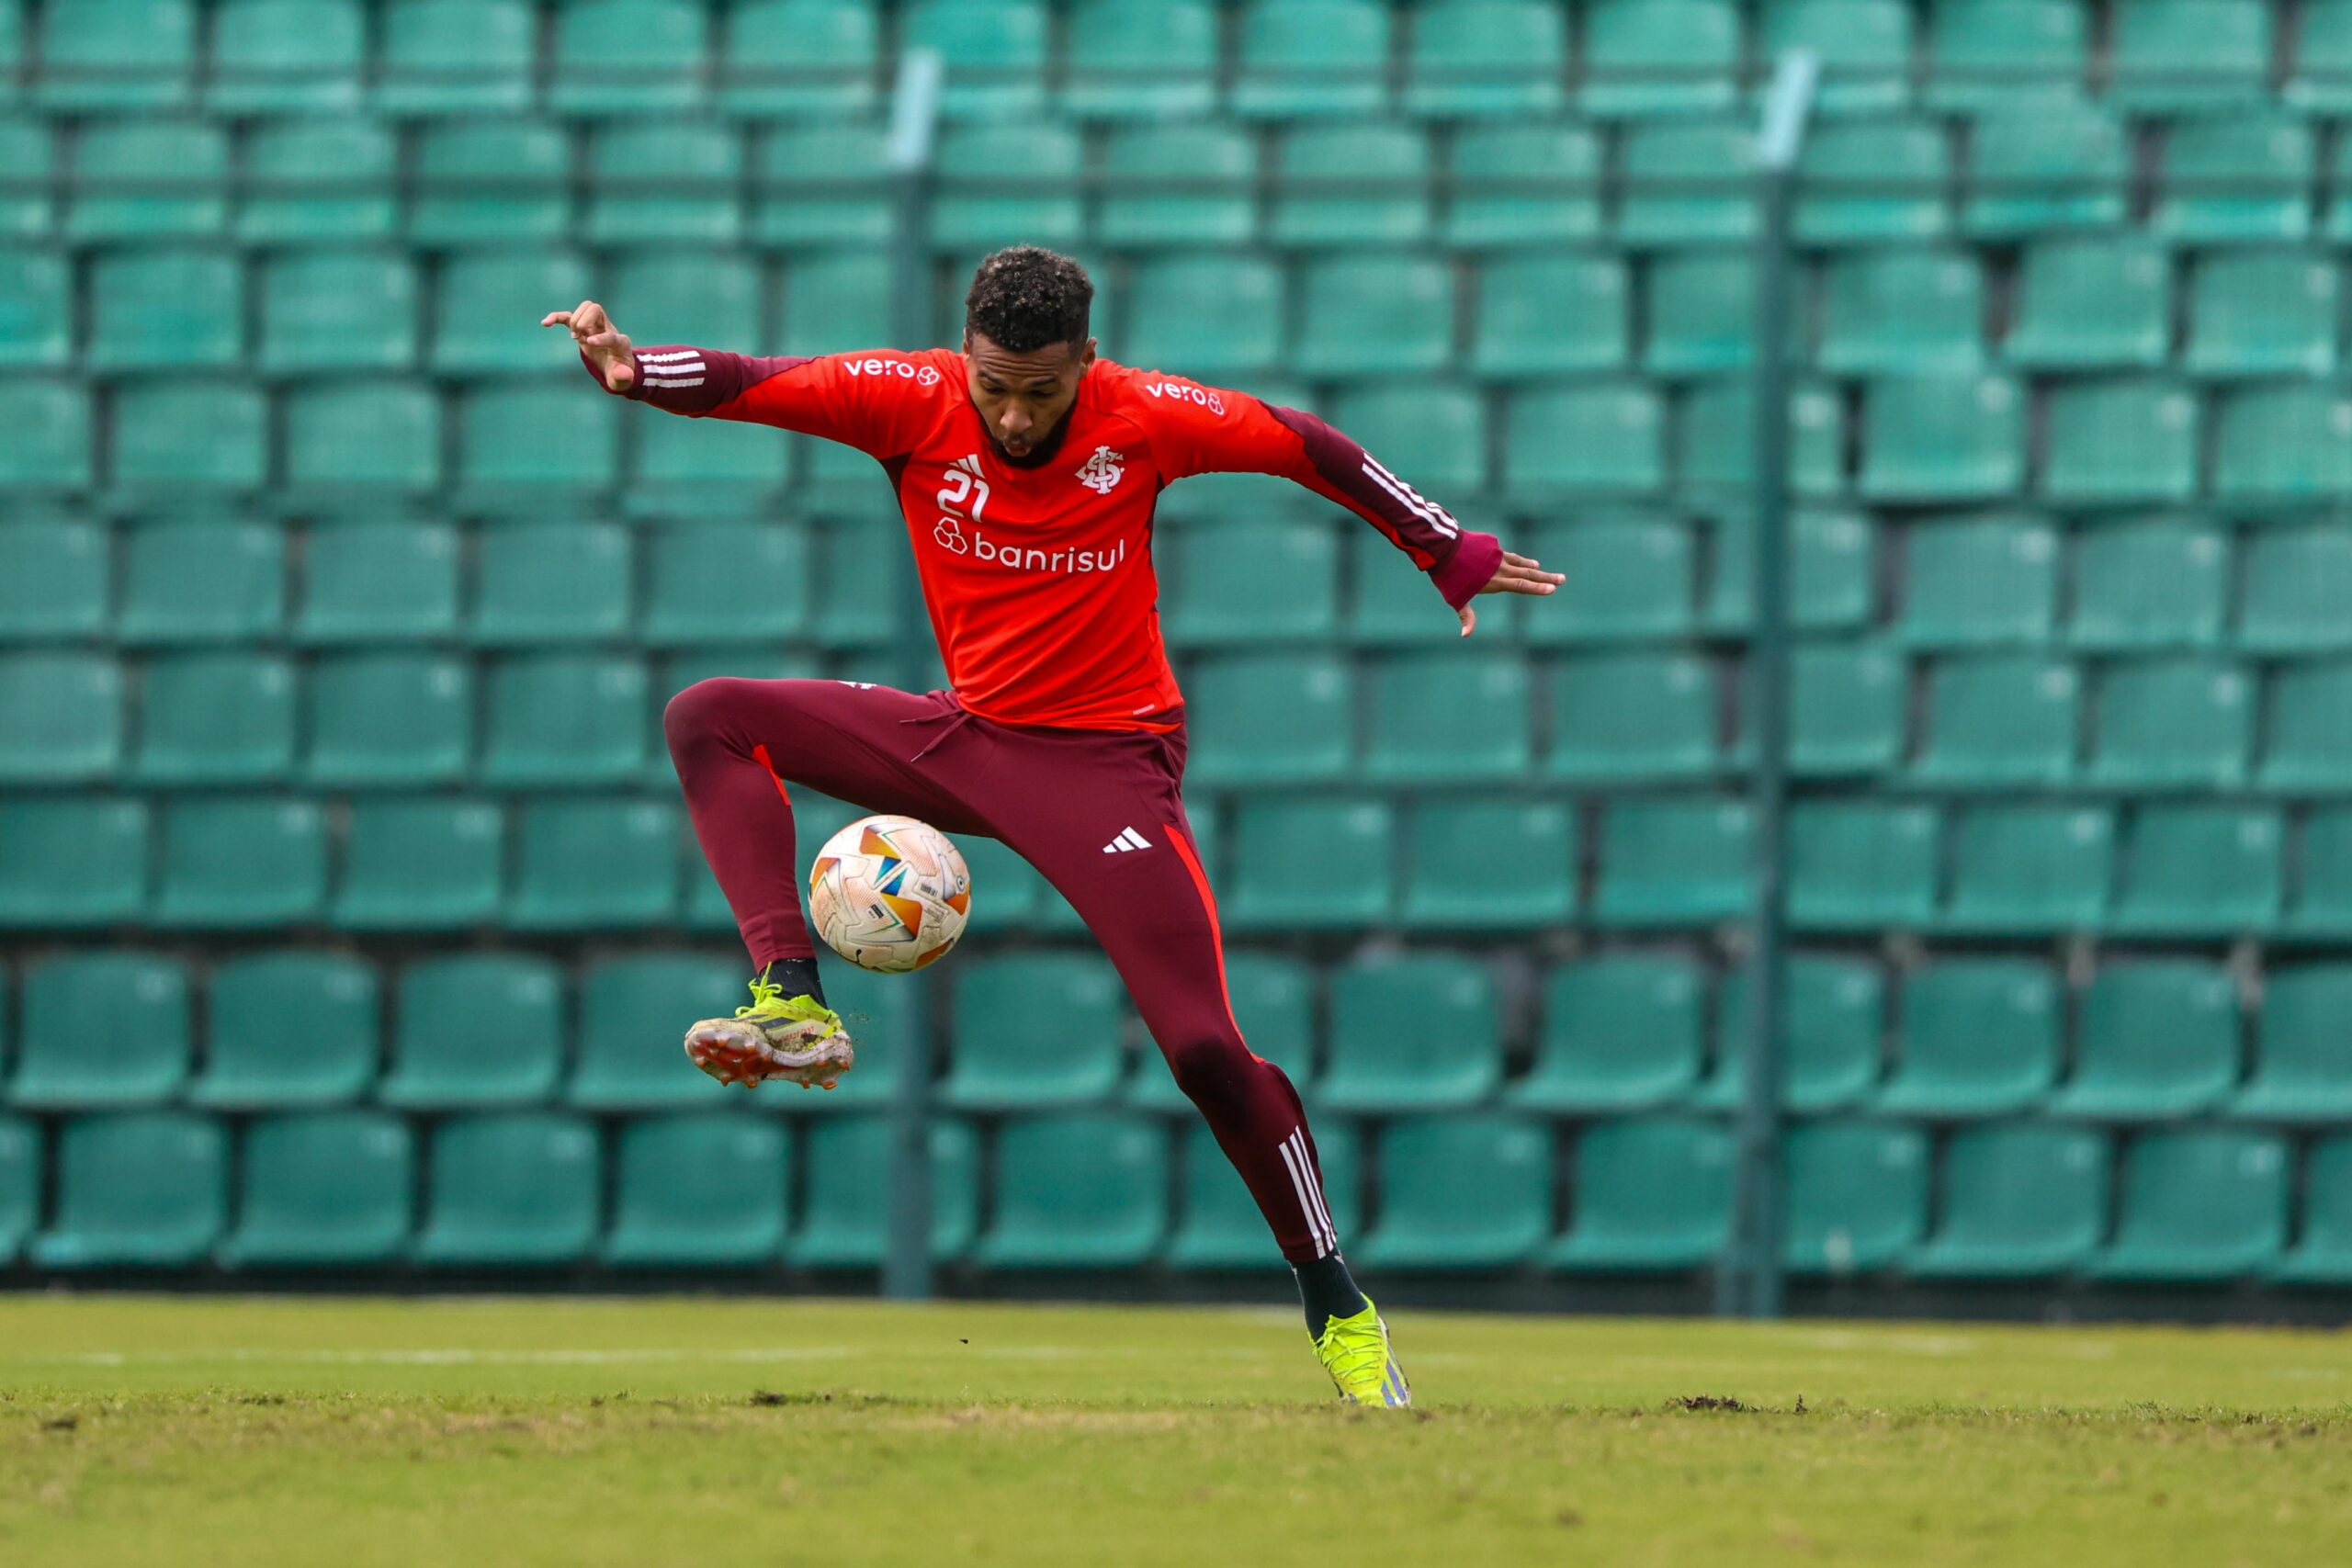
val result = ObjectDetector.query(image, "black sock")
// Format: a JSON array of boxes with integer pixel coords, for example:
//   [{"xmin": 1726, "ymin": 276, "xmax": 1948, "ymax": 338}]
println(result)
[
  {"xmin": 765, "ymin": 955, "xmax": 827, "ymax": 1010},
  {"xmin": 1294, "ymin": 1254, "xmax": 1369, "ymax": 1337}
]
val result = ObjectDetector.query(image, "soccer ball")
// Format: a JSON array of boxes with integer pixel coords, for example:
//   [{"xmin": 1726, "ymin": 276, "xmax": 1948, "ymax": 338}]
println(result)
[{"xmin": 808, "ymin": 814, "xmax": 972, "ymax": 973}]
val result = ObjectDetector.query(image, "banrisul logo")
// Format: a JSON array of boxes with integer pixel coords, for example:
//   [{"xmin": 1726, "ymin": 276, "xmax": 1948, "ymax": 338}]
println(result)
[{"xmin": 933, "ymin": 520, "xmax": 1128, "ymax": 576}]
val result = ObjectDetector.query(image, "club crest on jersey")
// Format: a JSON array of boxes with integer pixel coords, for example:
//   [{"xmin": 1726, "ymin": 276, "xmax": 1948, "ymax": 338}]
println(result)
[{"xmin": 1075, "ymin": 446, "xmax": 1125, "ymax": 495}]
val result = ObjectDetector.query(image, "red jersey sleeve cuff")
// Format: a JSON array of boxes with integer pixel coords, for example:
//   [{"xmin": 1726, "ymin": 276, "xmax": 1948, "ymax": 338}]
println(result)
[{"xmin": 1430, "ymin": 530, "xmax": 1503, "ymax": 610}]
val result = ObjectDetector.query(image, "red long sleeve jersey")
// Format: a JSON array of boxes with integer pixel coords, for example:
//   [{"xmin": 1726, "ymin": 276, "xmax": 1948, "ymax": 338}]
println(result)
[{"xmin": 594, "ymin": 344, "xmax": 1502, "ymax": 732}]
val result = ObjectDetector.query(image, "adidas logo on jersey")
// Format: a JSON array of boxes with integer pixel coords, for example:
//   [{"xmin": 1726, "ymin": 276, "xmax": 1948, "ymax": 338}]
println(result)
[
  {"xmin": 1075, "ymin": 446, "xmax": 1125, "ymax": 495},
  {"xmin": 1102, "ymin": 827, "xmax": 1153, "ymax": 854}
]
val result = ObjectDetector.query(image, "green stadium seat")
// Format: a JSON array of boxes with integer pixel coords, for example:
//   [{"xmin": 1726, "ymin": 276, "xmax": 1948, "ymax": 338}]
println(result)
[
  {"xmin": 1510, "ymin": 955, "xmax": 1705, "ymax": 1112},
  {"xmin": 1358, "ymin": 1114, "xmax": 1549, "ymax": 1269},
  {"xmin": 33, "ymin": 1113, "xmax": 226, "ymax": 1268},
  {"xmin": 1619, "ymin": 120, "xmax": 1754, "ymax": 245},
  {"xmin": 1232, "ymin": 0, "xmax": 1390, "ymax": 118},
  {"xmin": 2185, "ymin": 253, "xmax": 2338, "ymax": 377},
  {"xmin": 978, "ymin": 1114, "xmax": 1169, "ymax": 1268},
  {"xmin": 68, "ymin": 117, "xmax": 227, "ymax": 239},
  {"xmin": 906, "ymin": 0, "xmax": 1046, "ymax": 119},
  {"xmin": 1964, "ymin": 104, "xmax": 2128, "ymax": 237},
  {"xmin": 409, "ymin": 119, "xmax": 571, "ymax": 245},
  {"xmin": 1183, "ymin": 652, "xmax": 1351, "ymax": 785},
  {"xmin": 0, "ymin": 117, "xmax": 51, "ymax": 239},
  {"xmin": 2068, "ymin": 519, "xmax": 2227, "ymax": 650},
  {"xmin": 509, "ymin": 797, "xmax": 683, "ymax": 930},
  {"xmin": 0, "ymin": 798, "xmax": 149, "ymax": 928},
  {"xmin": 2041, "ymin": 380, "xmax": 2201, "ymax": 503},
  {"xmin": 2161, "ymin": 114, "xmax": 2314, "ymax": 247},
  {"xmin": 284, "ymin": 380, "xmax": 441, "ymax": 502},
  {"xmin": 2290, "ymin": 809, "xmax": 2352, "ymax": 932},
  {"xmin": 570, "ymin": 952, "xmax": 750, "ymax": 1109},
  {"xmin": 208, "ymin": 0, "xmax": 364, "ymax": 114},
  {"xmin": 605, "ymin": 1114, "xmax": 789, "ymax": 1268},
  {"xmin": 2088, "ymin": 1129, "xmax": 2286, "ymax": 1280},
  {"xmin": 1645, "ymin": 250, "xmax": 1753, "ymax": 375},
  {"xmin": 305, "ymin": 653, "xmax": 470, "ymax": 788},
  {"xmin": 413, "ymin": 1113, "xmax": 602, "ymax": 1267},
  {"xmin": 37, "ymin": 0, "xmax": 195, "ymax": 109},
  {"xmin": 1580, "ymin": 0, "xmax": 1740, "ymax": 118},
  {"xmin": 2111, "ymin": 806, "xmax": 2282, "ymax": 935},
  {"xmin": 2214, "ymin": 383, "xmax": 2352, "ymax": 500},
  {"xmin": 2050, "ymin": 962, "xmax": 2239, "ymax": 1122},
  {"xmin": 1700, "ymin": 954, "xmax": 1885, "ymax": 1113},
  {"xmin": 1877, "ymin": 959, "xmax": 2059, "ymax": 1117},
  {"xmin": 641, "ymin": 523, "xmax": 808, "ymax": 647},
  {"xmin": 772, "ymin": 250, "xmax": 886, "ymax": 363},
  {"xmin": 1913, "ymin": 655, "xmax": 2079, "ymax": 787},
  {"xmin": 1785, "ymin": 640, "xmax": 1905, "ymax": 776},
  {"xmin": 2241, "ymin": 528, "xmax": 2352, "ymax": 658},
  {"xmin": 1319, "ymin": 953, "xmax": 1501, "ymax": 1112},
  {"xmin": 787, "ymin": 1117, "xmax": 978, "ymax": 1268},
  {"xmin": 933, "ymin": 122, "xmax": 1081, "ymax": 252},
  {"xmin": 1546, "ymin": 651, "xmax": 1719, "ymax": 781},
  {"xmin": 2262, "ymin": 660, "xmax": 2352, "ymax": 792},
  {"xmin": 1166, "ymin": 1119, "xmax": 1357, "ymax": 1269},
  {"xmin": 1096, "ymin": 124, "xmax": 1256, "ymax": 247},
  {"xmin": 1363, "ymin": 650, "xmax": 1531, "ymax": 783},
  {"xmin": 0, "ymin": 516, "xmax": 105, "ymax": 637},
  {"xmin": 1122, "ymin": 254, "xmax": 1279, "ymax": 379},
  {"xmin": 375, "ymin": 0, "xmax": 535, "ymax": 114},
  {"xmin": 108, "ymin": 381, "xmax": 267, "ymax": 501},
  {"xmin": 1504, "ymin": 382, "xmax": 1666, "ymax": 497},
  {"xmin": 154, "ymin": 796, "xmax": 327, "ymax": 928},
  {"xmin": 1763, "ymin": 0, "xmax": 1913, "ymax": 115},
  {"xmin": 239, "ymin": 117, "xmax": 396, "ymax": 243},
  {"xmin": 2087, "ymin": 658, "xmax": 2252, "ymax": 790},
  {"xmin": 10, "ymin": 953, "xmax": 189, "ymax": 1108},
  {"xmin": 0, "ymin": 1117, "xmax": 35, "ymax": 1264},
  {"xmin": 1895, "ymin": 515, "xmax": 2056, "ymax": 647},
  {"xmin": 1674, "ymin": 381, "xmax": 1847, "ymax": 498},
  {"xmin": 480, "ymin": 655, "xmax": 650, "ymax": 789},
  {"xmin": 0, "ymin": 651, "xmax": 123, "ymax": 781},
  {"xmin": 1127, "ymin": 950, "xmax": 1315, "ymax": 1111},
  {"xmin": 2111, "ymin": 0, "xmax": 2273, "ymax": 113},
  {"xmin": 297, "ymin": 520, "xmax": 458, "ymax": 645},
  {"xmin": 258, "ymin": 250, "xmax": 418, "ymax": 375},
  {"xmin": 550, "ymin": 0, "xmax": 708, "ymax": 115},
  {"xmin": 2230, "ymin": 969, "xmax": 2352, "ymax": 1123},
  {"xmin": 1521, "ymin": 515, "xmax": 1691, "ymax": 645},
  {"xmin": 1926, "ymin": 0, "xmax": 2086, "ymax": 111},
  {"xmin": 586, "ymin": 121, "xmax": 741, "ymax": 246},
  {"xmin": 0, "ymin": 248, "xmax": 68, "ymax": 368},
  {"xmin": 121, "ymin": 517, "xmax": 287, "ymax": 644},
  {"xmin": 1404, "ymin": 0, "xmax": 1567, "ymax": 118},
  {"xmin": 608, "ymin": 254, "xmax": 759, "ymax": 359},
  {"xmin": 1860, "ymin": 375, "xmax": 2025, "ymax": 500},
  {"xmin": 1908, "ymin": 1123, "xmax": 2109, "ymax": 1278},
  {"xmin": 379, "ymin": 954, "xmax": 564, "ymax": 1109},
  {"xmin": 1470, "ymin": 254, "xmax": 1628, "ymax": 378},
  {"xmin": 1549, "ymin": 1115, "xmax": 1731, "ymax": 1270},
  {"xmin": 1796, "ymin": 119, "xmax": 1949, "ymax": 243},
  {"xmin": 814, "ymin": 518, "xmax": 913, "ymax": 639},
  {"xmin": 631, "ymin": 412, "xmax": 794, "ymax": 517},
  {"xmin": 940, "ymin": 953, "xmax": 1125, "ymax": 1109},
  {"xmin": 1787, "ymin": 802, "xmax": 1937, "ymax": 930},
  {"xmin": 187, "ymin": 952, "xmax": 379, "ymax": 1110},
  {"xmin": 220, "ymin": 1111, "xmax": 412, "ymax": 1268},
  {"xmin": 1593, "ymin": 798, "xmax": 1751, "ymax": 926},
  {"xmin": 1703, "ymin": 509, "xmax": 1878, "ymax": 635},
  {"xmin": 1294, "ymin": 255, "xmax": 1452, "ymax": 378},
  {"xmin": 2290, "ymin": 0, "xmax": 2352, "ymax": 110},
  {"xmin": 86, "ymin": 248, "xmax": 241, "ymax": 372},
  {"xmin": 0, "ymin": 380, "xmax": 91, "ymax": 491},
  {"xmin": 1941, "ymin": 804, "xmax": 2111, "ymax": 931},
  {"xmin": 1402, "ymin": 797, "xmax": 1577, "ymax": 930},
  {"xmin": 2273, "ymin": 1137, "xmax": 2352, "ymax": 1283},
  {"xmin": 133, "ymin": 652, "xmax": 297, "ymax": 784},
  {"xmin": 751, "ymin": 125, "xmax": 888, "ymax": 246},
  {"xmin": 458, "ymin": 385, "xmax": 622, "ymax": 512},
  {"xmin": 1782, "ymin": 1121, "xmax": 1926, "ymax": 1274},
  {"xmin": 1816, "ymin": 248, "xmax": 1985, "ymax": 376},
  {"xmin": 1160, "ymin": 519, "xmax": 1337, "ymax": 646},
  {"xmin": 1061, "ymin": 0, "xmax": 1217, "ymax": 119},
  {"xmin": 1445, "ymin": 123, "xmax": 1602, "ymax": 246},
  {"xmin": 1224, "ymin": 797, "xmax": 1393, "ymax": 931},
  {"xmin": 434, "ymin": 252, "xmax": 592, "ymax": 375},
  {"xmin": 1272, "ymin": 122, "xmax": 1431, "ymax": 247},
  {"xmin": 334, "ymin": 797, "xmax": 504, "ymax": 931},
  {"xmin": 718, "ymin": 0, "xmax": 879, "ymax": 118}
]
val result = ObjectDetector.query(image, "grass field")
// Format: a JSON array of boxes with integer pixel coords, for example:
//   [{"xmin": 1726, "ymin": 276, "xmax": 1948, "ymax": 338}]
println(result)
[{"xmin": 4, "ymin": 1295, "xmax": 2348, "ymax": 1566}]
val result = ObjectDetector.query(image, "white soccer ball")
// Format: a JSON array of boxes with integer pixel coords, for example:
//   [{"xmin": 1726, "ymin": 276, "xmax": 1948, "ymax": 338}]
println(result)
[{"xmin": 808, "ymin": 814, "xmax": 972, "ymax": 973}]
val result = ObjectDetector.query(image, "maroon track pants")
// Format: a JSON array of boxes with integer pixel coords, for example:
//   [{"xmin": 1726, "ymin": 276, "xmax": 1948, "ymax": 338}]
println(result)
[{"xmin": 664, "ymin": 677, "xmax": 1344, "ymax": 1267}]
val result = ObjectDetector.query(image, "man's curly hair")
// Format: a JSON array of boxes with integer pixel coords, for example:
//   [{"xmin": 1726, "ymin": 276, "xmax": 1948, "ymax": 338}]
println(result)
[{"xmin": 964, "ymin": 246, "xmax": 1093, "ymax": 355}]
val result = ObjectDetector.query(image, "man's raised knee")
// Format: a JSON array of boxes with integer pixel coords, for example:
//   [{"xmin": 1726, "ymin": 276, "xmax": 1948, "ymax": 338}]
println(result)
[{"xmin": 663, "ymin": 677, "xmax": 758, "ymax": 761}]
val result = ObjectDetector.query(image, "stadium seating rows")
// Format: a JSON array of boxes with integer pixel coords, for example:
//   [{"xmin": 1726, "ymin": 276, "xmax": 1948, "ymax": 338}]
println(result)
[{"xmin": 3, "ymin": 1104, "xmax": 2346, "ymax": 1281}]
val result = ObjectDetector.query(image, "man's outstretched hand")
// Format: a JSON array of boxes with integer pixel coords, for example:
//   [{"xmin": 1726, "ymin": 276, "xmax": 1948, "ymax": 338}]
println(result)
[
  {"xmin": 1458, "ymin": 548, "xmax": 1565, "ymax": 637},
  {"xmin": 542, "ymin": 299, "xmax": 636, "ymax": 391}
]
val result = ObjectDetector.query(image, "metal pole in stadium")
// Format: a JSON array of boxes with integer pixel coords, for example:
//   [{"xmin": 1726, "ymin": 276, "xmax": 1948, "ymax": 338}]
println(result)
[
  {"xmin": 882, "ymin": 47, "xmax": 945, "ymax": 1303},
  {"xmin": 1718, "ymin": 50, "xmax": 1819, "ymax": 1321}
]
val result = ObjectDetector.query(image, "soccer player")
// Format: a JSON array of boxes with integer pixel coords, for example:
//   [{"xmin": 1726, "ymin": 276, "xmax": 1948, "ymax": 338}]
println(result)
[{"xmin": 546, "ymin": 247, "xmax": 1561, "ymax": 1407}]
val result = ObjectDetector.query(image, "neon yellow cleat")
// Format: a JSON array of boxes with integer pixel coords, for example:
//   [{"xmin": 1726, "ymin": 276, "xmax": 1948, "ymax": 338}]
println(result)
[
  {"xmin": 1314, "ymin": 1297, "xmax": 1411, "ymax": 1408},
  {"xmin": 683, "ymin": 967, "xmax": 855, "ymax": 1091}
]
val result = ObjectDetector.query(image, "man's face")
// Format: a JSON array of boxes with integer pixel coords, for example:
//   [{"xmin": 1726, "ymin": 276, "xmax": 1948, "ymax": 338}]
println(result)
[{"xmin": 965, "ymin": 330, "xmax": 1095, "ymax": 462}]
